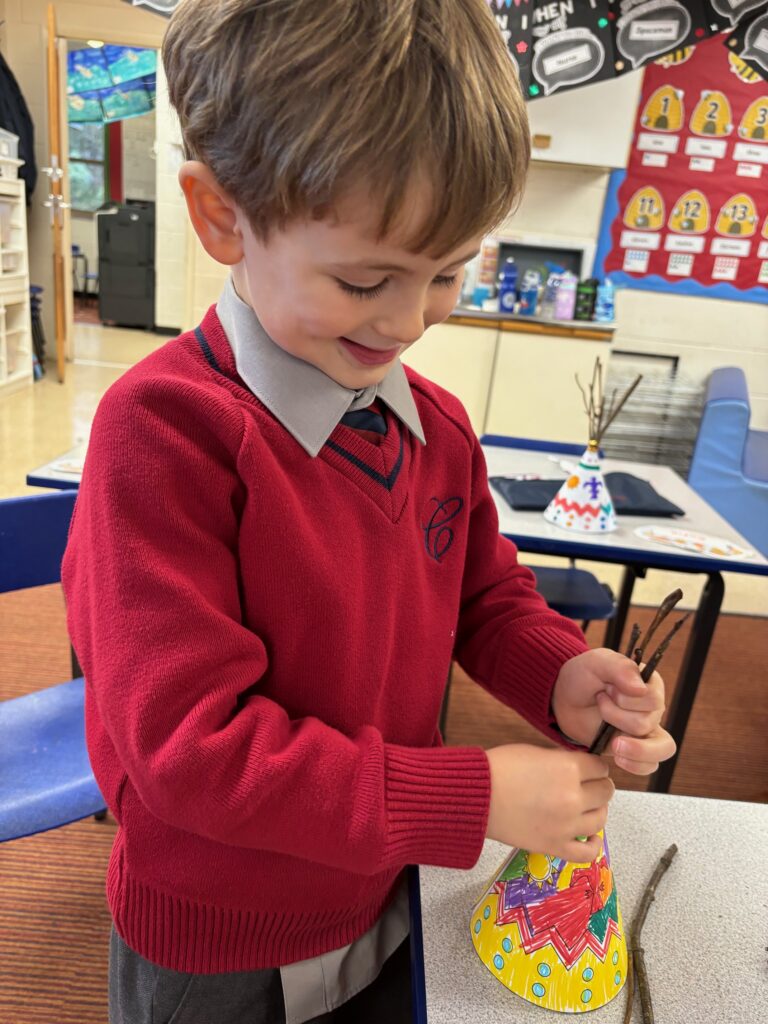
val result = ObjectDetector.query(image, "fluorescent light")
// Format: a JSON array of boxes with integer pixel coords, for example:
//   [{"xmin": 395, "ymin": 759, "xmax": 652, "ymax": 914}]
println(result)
[{"xmin": 87, "ymin": 39, "xmax": 105, "ymax": 48}]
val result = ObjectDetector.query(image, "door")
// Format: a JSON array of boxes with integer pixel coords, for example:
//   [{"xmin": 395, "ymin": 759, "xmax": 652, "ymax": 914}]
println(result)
[{"xmin": 44, "ymin": 4, "xmax": 71, "ymax": 382}]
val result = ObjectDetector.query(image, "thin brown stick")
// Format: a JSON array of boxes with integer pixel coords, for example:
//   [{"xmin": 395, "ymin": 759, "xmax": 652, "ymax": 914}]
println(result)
[
  {"xmin": 634, "ymin": 948, "xmax": 654, "ymax": 1024},
  {"xmin": 595, "ymin": 373, "xmax": 643, "ymax": 443},
  {"xmin": 636, "ymin": 588, "xmax": 683, "ymax": 662},
  {"xmin": 621, "ymin": 844, "xmax": 678, "ymax": 1024},
  {"xmin": 624, "ymin": 623, "xmax": 641, "ymax": 661},
  {"xmin": 641, "ymin": 614, "xmax": 690, "ymax": 683}
]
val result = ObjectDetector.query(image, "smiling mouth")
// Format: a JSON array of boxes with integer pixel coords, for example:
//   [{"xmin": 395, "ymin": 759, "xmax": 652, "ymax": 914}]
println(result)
[{"xmin": 339, "ymin": 337, "xmax": 400, "ymax": 366}]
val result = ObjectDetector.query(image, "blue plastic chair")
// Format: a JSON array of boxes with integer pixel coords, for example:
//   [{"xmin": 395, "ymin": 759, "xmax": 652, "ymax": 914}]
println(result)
[
  {"xmin": 0, "ymin": 490, "xmax": 106, "ymax": 842},
  {"xmin": 688, "ymin": 367, "xmax": 768, "ymax": 558}
]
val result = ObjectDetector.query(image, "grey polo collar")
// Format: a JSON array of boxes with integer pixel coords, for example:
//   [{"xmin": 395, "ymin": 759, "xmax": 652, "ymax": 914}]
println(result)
[{"xmin": 216, "ymin": 277, "xmax": 426, "ymax": 458}]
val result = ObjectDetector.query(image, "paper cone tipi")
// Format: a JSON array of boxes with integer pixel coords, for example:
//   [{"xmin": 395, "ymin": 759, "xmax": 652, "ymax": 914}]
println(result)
[
  {"xmin": 469, "ymin": 833, "xmax": 627, "ymax": 1013},
  {"xmin": 543, "ymin": 443, "xmax": 617, "ymax": 533}
]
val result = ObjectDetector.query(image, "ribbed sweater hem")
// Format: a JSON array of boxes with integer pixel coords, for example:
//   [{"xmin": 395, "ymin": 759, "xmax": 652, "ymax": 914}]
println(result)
[{"xmin": 107, "ymin": 852, "xmax": 401, "ymax": 974}]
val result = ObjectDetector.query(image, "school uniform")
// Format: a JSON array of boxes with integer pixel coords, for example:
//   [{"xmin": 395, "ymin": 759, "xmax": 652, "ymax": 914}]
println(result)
[{"xmin": 63, "ymin": 278, "xmax": 588, "ymax": 1022}]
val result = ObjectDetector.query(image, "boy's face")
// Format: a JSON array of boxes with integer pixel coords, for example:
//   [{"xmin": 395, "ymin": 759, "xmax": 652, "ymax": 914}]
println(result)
[{"xmin": 232, "ymin": 185, "xmax": 482, "ymax": 390}]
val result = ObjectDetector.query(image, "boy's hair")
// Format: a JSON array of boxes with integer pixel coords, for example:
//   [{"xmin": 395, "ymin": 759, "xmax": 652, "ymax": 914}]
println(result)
[{"xmin": 163, "ymin": 0, "xmax": 529, "ymax": 256}]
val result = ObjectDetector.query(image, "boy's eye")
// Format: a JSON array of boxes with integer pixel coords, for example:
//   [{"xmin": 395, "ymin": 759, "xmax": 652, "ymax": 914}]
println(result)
[
  {"xmin": 336, "ymin": 278, "xmax": 389, "ymax": 299},
  {"xmin": 433, "ymin": 274, "xmax": 458, "ymax": 288}
]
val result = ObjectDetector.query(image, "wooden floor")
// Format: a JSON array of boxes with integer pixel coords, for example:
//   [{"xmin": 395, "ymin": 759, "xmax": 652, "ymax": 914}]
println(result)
[{"xmin": 1, "ymin": 580, "xmax": 766, "ymax": 1023}]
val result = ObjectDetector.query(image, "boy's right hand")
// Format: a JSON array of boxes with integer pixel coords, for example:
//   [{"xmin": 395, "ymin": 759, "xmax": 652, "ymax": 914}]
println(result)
[{"xmin": 485, "ymin": 744, "xmax": 615, "ymax": 863}]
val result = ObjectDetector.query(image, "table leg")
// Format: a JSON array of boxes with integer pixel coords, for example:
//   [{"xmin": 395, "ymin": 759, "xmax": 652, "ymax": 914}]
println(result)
[
  {"xmin": 650, "ymin": 571, "xmax": 724, "ymax": 794},
  {"xmin": 603, "ymin": 565, "xmax": 644, "ymax": 651}
]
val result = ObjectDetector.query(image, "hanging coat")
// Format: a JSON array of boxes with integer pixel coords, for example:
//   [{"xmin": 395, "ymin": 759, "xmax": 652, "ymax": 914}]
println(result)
[{"xmin": 0, "ymin": 52, "xmax": 38, "ymax": 203}]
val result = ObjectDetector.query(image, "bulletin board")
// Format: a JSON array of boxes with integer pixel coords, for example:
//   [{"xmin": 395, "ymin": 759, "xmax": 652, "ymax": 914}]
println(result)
[{"xmin": 594, "ymin": 36, "xmax": 768, "ymax": 304}]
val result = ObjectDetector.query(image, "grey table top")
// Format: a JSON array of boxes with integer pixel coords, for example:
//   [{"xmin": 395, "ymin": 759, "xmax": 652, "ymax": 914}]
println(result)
[
  {"xmin": 482, "ymin": 444, "xmax": 768, "ymax": 576},
  {"xmin": 419, "ymin": 790, "xmax": 768, "ymax": 1024}
]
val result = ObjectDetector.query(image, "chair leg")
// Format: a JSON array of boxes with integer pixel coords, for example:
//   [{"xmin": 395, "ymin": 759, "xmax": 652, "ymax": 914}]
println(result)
[
  {"xmin": 581, "ymin": 619, "xmax": 592, "ymax": 633},
  {"xmin": 93, "ymin": 809, "xmax": 108, "ymax": 821}
]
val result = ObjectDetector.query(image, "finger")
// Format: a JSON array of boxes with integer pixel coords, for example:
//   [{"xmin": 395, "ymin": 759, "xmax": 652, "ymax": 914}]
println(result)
[
  {"xmin": 579, "ymin": 806, "xmax": 610, "ymax": 837},
  {"xmin": 595, "ymin": 691, "xmax": 662, "ymax": 737},
  {"xmin": 603, "ymin": 673, "xmax": 665, "ymax": 712},
  {"xmin": 563, "ymin": 836, "xmax": 603, "ymax": 863},
  {"xmin": 592, "ymin": 649, "xmax": 647, "ymax": 696},
  {"xmin": 573, "ymin": 751, "xmax": 611, "ymax": 781},
  {"xmin": 581, "ymin": 776, "xmax": 615, "ymax": 812},
  {"xmin": 612, "ymin": 727, "xmax": 677, "ymax": 765}
]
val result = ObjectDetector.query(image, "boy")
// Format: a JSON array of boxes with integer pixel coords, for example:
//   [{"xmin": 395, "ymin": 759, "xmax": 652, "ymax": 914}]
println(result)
[{"xmin": 62, "ymin": 1, "xmax": 675, "ymax": 1021}]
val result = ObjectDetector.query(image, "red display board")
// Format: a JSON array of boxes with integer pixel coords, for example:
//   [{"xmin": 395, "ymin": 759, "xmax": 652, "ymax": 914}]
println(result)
[{"xmin": 603, "ymin": 37, "xmax": 768, "ymax": 292}]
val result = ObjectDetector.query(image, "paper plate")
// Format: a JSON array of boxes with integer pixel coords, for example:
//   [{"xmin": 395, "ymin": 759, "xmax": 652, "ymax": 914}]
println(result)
[
  {"xmin": 634, "ymin": 525, "xmax": 754, "ymax": 560},
  {"xmin": 51, "ymin": 458, "xmax": 84, "ymax": 475}
]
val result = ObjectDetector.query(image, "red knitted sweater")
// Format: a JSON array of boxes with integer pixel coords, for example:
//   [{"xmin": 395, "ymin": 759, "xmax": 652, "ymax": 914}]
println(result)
[{"xmin": 62, "ymin": 307, "xmax": 588, "ymax": 973}]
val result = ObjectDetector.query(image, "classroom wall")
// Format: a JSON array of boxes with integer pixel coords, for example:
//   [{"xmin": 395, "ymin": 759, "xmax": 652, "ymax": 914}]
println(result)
[
  {"xmin": 122, "ymin": 111, "xmax": 156, "ymax": 203},
  {"xmin": 499, "ymin": 163, "xmax": 768, "ymax": 431}
]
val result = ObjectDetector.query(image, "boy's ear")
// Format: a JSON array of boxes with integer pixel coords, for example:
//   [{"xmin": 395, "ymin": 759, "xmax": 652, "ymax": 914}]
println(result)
[{"xmin": 179, "ymin": 161, "xmax": 243, "ymax": 265}]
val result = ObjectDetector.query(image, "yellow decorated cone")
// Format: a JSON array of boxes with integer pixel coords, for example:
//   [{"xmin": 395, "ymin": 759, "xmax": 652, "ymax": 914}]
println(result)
[
  {"xmin": 543, "ymin": 444, "xmax": 616, "ymax": 534},
  {"xmin": 469, "ymin": 833, "xmax": 628, "ymax": 1013}
]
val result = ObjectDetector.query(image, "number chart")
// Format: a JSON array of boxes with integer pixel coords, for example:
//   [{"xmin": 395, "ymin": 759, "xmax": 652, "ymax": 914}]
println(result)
[{"xmin": 595, "ymin": 35, "xmax": 768, "ymax": 304}]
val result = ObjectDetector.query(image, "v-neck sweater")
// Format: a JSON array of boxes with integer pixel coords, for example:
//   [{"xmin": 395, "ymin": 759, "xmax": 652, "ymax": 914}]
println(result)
[{"xmin": 62, "ymin": 306, "xmax": 588, "ymax": 974}]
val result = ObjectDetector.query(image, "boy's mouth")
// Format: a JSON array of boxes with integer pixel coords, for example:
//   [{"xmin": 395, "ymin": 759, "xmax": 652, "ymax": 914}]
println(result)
[{"xmin": 339, "ymin": 337, "xmax": 399, "ymax": 367}]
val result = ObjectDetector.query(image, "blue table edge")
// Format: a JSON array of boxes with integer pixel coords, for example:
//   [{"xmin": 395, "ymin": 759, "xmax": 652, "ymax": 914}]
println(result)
[{"xmin": 408, "ymin": 865, "xmax": 428, "ymax": 1023}]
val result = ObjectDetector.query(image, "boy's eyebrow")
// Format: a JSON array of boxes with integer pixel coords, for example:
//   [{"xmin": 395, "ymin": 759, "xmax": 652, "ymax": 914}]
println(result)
[{"xmin": 331, "ymin": 249, "xmax": 480, "ymax": 275}]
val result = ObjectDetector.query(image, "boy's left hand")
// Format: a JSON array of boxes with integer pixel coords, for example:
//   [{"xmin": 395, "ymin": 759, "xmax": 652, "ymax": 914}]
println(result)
[{"xmin": 551, "ymin": 649, "xmax": 677, "ymax": 776}]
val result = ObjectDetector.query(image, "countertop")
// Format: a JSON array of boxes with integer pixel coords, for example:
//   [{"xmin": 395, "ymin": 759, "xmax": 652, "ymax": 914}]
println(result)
[
  {"xmin": 416, "ymin": 790, "xmax": 768, "ymax": 1023},
  {"xmin": 448, "ymin": 305, "xmax": 616, "ymax": 339}
]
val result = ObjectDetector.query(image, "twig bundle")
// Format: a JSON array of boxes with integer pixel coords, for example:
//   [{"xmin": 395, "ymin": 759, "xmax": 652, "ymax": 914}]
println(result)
[
  {"xmin": 589, "ymin": 589, "xmax": 689, "ymax": 757},
  {"xmin": 575, "ymin": 357, "xmax": 642, "ymax": 445}
]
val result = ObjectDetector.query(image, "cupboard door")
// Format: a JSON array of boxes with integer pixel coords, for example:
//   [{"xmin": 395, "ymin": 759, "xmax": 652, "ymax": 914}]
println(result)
[
  {"xmin": 401, "ymin": 323, "xmax": 497, "ymax": 435},
  {"xmin": 485, "ymin": 331, "xmax": 610, "ymax": 443}
]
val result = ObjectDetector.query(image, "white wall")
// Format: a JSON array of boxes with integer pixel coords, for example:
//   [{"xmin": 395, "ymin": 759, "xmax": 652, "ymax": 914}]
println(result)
[{"xmin": 154, "ymin": 63, "xmax": 187, "ymax": 331}]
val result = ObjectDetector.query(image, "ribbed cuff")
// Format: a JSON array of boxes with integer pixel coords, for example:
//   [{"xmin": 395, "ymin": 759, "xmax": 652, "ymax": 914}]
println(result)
[
  {"xmin": 381, "ymin": 744, "xmax": 490, "ymax": 870},
  {"xmin": 497, "ymin": 621, "xmax": 589, "ymax": 744}
]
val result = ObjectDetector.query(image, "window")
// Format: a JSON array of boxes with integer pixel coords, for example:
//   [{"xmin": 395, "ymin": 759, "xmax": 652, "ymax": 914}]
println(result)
[{"xmin": 68, "ymin": 123, "xmax": 107, "ymax": 212}]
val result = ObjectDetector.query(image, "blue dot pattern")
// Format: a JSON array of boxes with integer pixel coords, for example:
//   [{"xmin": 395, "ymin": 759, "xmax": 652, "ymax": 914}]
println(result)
[
  {"xmin": 483, "ymin": 906, "xmax": 491, "ymax": 920},
  {"xmin": 582, "ymin": 967, "xmax": 594, "ymax": 981},
  {"xmin": 537, "ymin": 963, "xmax": 551, "ymax": 977},
  {"xmin": 615, "ymin": 971, "xmax": 622, "ymax": 985},
  {"xmin": 493, "ymin": 955, "xmax": 504, "ymax": 970},
  {"xmin": 532, "ymin": 983, "xmax": 546, "ymax": 998},
  {"xmin": 613, "ymin": 951, "xmax": 619, "ymax": 965},
  {"xmin": 502, "ymin": 938, "xmax": 512, "ymax": 953},
  {"xmin": 582, "ymin": 989, "xmax": 593, "ymax": 1003},
  {"xmin": 474, "ymin": 920, "xmax": 481, "ymax": 934}
]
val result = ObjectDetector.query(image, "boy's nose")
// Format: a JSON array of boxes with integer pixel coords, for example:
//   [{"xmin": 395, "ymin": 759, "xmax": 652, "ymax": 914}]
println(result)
[{"xmin": 373, "ymin": 307, "xmax": 426, "ymax": 347}]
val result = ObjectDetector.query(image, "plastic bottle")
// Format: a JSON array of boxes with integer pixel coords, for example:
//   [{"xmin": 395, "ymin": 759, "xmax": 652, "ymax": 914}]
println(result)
[
  {"xmin": 497, "ymin": 258, "xmax": 518, "ymax": 313},
  {"xmin": 518, "ymin": 269, "xmax": 541, "ymax": 316},
  {"xmin": 594, "ymin": 277, "xmax": 615, "ymax": 323},
  {"xmin": 539, "ymin": 268, "xmax": 563, "ymax": 319},
  {"xmin": 574, "ymin": 278, "xmax": 598, "ymax": 321},
  {"xmin": 553, "ymin": 271, "xmax": 578, "ymax": 321}
]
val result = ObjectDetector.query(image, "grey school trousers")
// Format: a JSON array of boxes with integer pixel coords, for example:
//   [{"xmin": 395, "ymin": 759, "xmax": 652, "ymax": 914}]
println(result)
[{"xmin": 108, "ymin": 926, "xmax": 413, "ymax": 1024}]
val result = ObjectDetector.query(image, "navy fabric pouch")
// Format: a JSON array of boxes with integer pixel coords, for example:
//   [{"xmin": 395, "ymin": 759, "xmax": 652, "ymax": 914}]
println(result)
[{"xmin": 490, "ymin": 472, "xmax": 684, "ymax": 517}]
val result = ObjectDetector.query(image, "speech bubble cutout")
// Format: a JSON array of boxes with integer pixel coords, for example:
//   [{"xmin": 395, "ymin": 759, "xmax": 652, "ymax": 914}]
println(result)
[
  {"xmin": 124, "ymin": 0, "xmax": 180, "ymax": 12},
  {"xmin": 616, "ymin": 0, "xmax": 691, "ymax": 70},
  {"xmin": 742, "ymin": 14, "xmax": 768, "ymax": 73},
  {"xmin": 711, "ymin": 0, "xmax": 765, "ymax": 28},
  {"xmin": 532, "ymin": 28, "xmax": 605, "ymax": 97}
]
